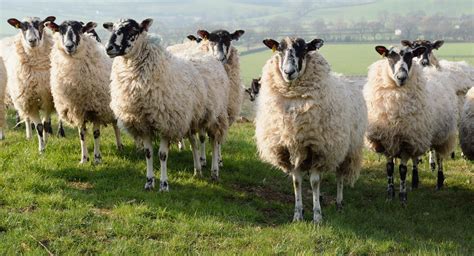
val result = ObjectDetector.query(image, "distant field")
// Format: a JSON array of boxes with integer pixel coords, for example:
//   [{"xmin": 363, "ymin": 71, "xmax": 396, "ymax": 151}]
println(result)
[{"xmin": 240, "ymin": 42, "xmax": 474, "ymax": 84}]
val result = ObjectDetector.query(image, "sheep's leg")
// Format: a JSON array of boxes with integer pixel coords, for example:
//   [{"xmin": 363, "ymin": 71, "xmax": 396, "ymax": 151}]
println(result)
[
  {"xmin": 435, "ymin": 151, "xmax": 445, "ymax": 190},
  {"xmin": 188, "ymin": 133, "xmax": 202, "ymax": 177},
  {"xmin": 143, "ymin": 136, "xmax": 155, "ymax": 190},
  {"xmin": 386, "ymin": 157, "xmax": 395, "ymax": 200},
  {"xmin": 92, "ymin": 123, "xmax": 102, "ymax": 164},
  {"xmin": 30, "ymin": 114, "xmax": 45, "ymax": 153},
  {"xmin": 210, "ymin": 138, "xmax": 220, "ymax": 181},
  {"xmin": 25, "ymin": 117, "xmax": 32, "ymax": 139},
  {"xmin": 411, "ymin": 157, "xmax": 420, "ymax": 189},
  {"xmin": 429, "ymin": 150, "xmax": 436, "ymax": 172},
  {"xmin": 79, "ymin": 123, "xmax": 88, "ymax": 163},
  {"xmin": 57, "ymin": 120, "xmax": 66, "ymax": 138},
  {"xmin": 42, "ymin": 115, "xmax": 53, "ymax": 136},
  {"xmin": 336, "ymin": 173, "xmax": 344, "ymax": 211},
  {"xmin": 218, "ymin": 142, "xmax": 223, "ymax": 168},
  {"xmin": 399, "ymin": 155, "xmax": 409, "ymax": 205},
  {"xmin": 310, "ymin": 169, "xmax": 323, "ymax": 223},
  {"xmin": 292, "ymin": 169, "xmax": 304, "ymax": 222},
  {"xmin": 199, "ymin": 129, "xmax": 207, "ymax": 168},
  {"xmin": 112, "ymin": 122, "xmax": 123, "ymax": 151},
  {"xmin": 15, "ymin": 111, "xmax": 22, "ymax": 129},
  {"xmin": 178, "ymin": 139, "xmax": 186, "ymax": 152},
  {"xmin": 158, "ymin": 138, "xmax": 170, "ymax": 192}
]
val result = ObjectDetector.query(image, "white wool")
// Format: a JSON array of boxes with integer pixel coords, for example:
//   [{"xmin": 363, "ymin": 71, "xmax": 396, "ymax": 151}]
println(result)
[{"xmin": 460, "ymin": 87, "xmax": 474, "ymax": 160}]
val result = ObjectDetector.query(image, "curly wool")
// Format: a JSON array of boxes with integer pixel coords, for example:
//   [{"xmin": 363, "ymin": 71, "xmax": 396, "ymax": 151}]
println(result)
[
  {"xmin": 50, "ymin": 34, "xmax": 115, "ymax": 127},
  {"xmin": 0, "ymin": 58, "xmax": 6, "ymax": 130},
  {"xmin": 110, "ymin": 34, "xmax": 208, "ymax": 141},
  {"xmin": 255, "ymin": 51, "xmax": 367, "ymax": 185},
  {"xmin": 2, "ymin": 34, "xmax": 54, "ymax": 120},
  {"xmin": 460, "ymin": 88, "xmax": 474, "ymax": 160}
]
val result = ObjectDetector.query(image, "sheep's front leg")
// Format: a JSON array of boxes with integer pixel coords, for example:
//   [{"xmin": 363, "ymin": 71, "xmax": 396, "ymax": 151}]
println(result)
[
  {"xmin": 218, "ymin": 142, "xmax": 223, "ymax": 168},
  {"xmin": 57, "ymin": 120, "xmax": 66, "ymax": 137},
  {"xmin": 411, "ymin": 157, "xmax": 420, "ymax": 189},
  {"xmin": 399, "ymin": 155, "xmax": 409, "ymax": 205},
  {"xmin": 210, "ymin": 138, "xmax": 220, "ymax": 181},
  {"xmin": 92, "ymin": 123, "xmax": 102, "ymax": 164},
  {"xmin": 14, "ymin": 111, "xmax": 22, "ymax": 129},
  {"xmin": 188, "ymin": 133, "xmax": 202, "ymax": 177},
  {"xmin": 143, "ymin": 136, "xmax": 155, "ymax": 190},
  {"xmin": 386, "ymin": 157, "xmax": 395, "ymax": 200},
  {"xmin": 435, "ymin": 151, "xmax": 445, "ymax": 190},
  {"xmin": 79, "ymin": 123, "xmax": 88, "ymax": 163},
  {"xmin": 292, "ymin": 169, "xmax": 304, "ymax": 222},
  {"xmin": 199, "ymin": 129, "xmax": 207, "ymax": 167},
  {"xmin": 310, "ymin": 170, "xmax": 323, "ymax": 223},
  {"xmin": 429, "ymin": 150, "xmax": 436, "ymax": 172},
  {"xmin": 336, "ymin": 173, "xmax": 344, "ymax": 211},
  {"xmin": 31, "ymin": 114, "xmax": 45, "ymax": 153},
  {"xmin": 112, "ymin": 122, "xmax": 124, "ymax": 151},
  {"xmin": 159, "ymin": 138, "xmax": 170, "ymax": 192},
  {"xmin": 25, "ymin": 117, "xmax": 32, "ymax": 139},
  {"xmin": 42, "ymin": 114, "xmax": 53, "ymax": 137}
]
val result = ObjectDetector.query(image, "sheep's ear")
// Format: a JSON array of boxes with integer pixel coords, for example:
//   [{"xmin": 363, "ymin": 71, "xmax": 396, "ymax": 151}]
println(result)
[
  {"xmin": 306, "ymin": 39, "xmax": 324, "ymax": 51},
  {"xmin": 400, "ymin": 40, "xmax": 412, "ymax": 48},
  {"xmin": 140, "ymin": 18, "xmax": 153, "ymax": 32},
  {"xmin": 44, "ymin": 21, "xmax": 59, "ymax": 32},
  {"xmin": 7, "ymin": 18, "xmax": 23, "ymax": 29},
  {"xmin": 432, "ymin": 40, "xmax": 444, "ymax": 50},
  {"xmin": 412, "ymin": 46, "xmax": 427, "ymax": 58},
  {"xmin": 197, "ymin": 30, "xmax": 210, "ymax": 40},
  {"xmin": 103, "ymin": 22, "xmax": 114, "ymax": 32},
  {"xmin": 81, "ymin": 21, "xmax": 97, "ymax": 33},
  {"xmin": 42, "ymin": 16, "xmax": 56, "ymax": 24},
  {"xmin": 263, "ymin": 39, "xmax": 279, "ymax": 52},
  {"xmin": 231, "ymin": 30, "xmax": 245, "ymax": 41},
  {"xmin": 375, "ymin": 46, "xmax": 388, "ymax": 56},
  {"xmin": 251, "ymin": 78, "xmax": 261, "ymax": 92},
  {"xmin": 187, "ymin": 35, "xmax": 197, "ymax": 41}
]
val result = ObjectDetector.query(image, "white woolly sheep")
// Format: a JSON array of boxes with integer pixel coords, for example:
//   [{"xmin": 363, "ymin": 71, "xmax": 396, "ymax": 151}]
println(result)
[
  {"xmin": 45, "ymin": 20, "xmax": 123, "ymax": 163},
  {"xmin": 364, "ymin": 45, "xmax": 457, "ymax": 202},
  {"xmin": 255, "ymin": 37, "xmax": 367, "ymax": 222},
  {"xmin": 0, "ymin": 58, "xmax": 6, "ymax": 140},
  {"xmin": 2, "ymin": 16, "xmax": 57, "ymax": 152},
  {"xmin": 460, "ymin": 87, "xmax": 474, "ymax": 160},
  {"xmin": 103, "ymin": 18, "xmax": 230, "ymax": 191}
]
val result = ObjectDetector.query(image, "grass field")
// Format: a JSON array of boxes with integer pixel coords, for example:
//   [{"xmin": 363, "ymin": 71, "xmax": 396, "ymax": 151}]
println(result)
[
  {"xmin": 0, "ymin": 112, "xmax": 473, "ymax": 254},
  {"xmin": 240, "ymin": 42, "xmax": 474, "ymax": 85}
]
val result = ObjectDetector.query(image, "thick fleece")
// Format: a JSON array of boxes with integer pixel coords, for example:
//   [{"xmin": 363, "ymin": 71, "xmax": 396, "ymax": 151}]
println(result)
[
  {"xmin": 0, "ymin": 58, "xmax": 6, "ymax": 138},
  {"xmin": 255, "ymin": 51, "xmax": 367, "ymax": 185},
  {"xmin": 50, "ymin": 34, "xmax": 115, "ymax": 127},
  {"xmin": 460, "ymin": 87, "xmax": 474, "ymax": 160}
]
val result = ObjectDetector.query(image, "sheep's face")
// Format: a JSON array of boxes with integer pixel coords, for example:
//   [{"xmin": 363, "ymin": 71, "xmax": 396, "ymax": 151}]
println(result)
[
  {"xmin": 197, "ymin": 30, "xmax": 244, "ymax": 63},
  {"xmin": 7, "ymin": 16, "xmax": 56, "ymax": 49},
  {"xmin": 245, "ymin": 77, "xmax": 261, "ymax": 102},
  {"xmin": 401, "ymin": 40, "xmax": 444, "ymax": 67},
  {"xmin": 263, "ymin": 37, "xmax": 324, "ymax": 82},
  {"xmin": 375, "ymin": 45, "xmax": 426, "ymax": 87},
  {"xmin": 45, "ymin": 20, "xmax": 97, "ymax": 55},
  {"xmin": 103, "ymin": 18, "xmax": 153, "ymax": 58}
]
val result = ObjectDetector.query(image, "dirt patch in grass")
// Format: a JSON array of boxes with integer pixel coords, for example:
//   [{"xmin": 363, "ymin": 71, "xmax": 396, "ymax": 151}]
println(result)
[
  {"xmin": 67, "ymin": 181, "xmax": 94, "ymax": 191},
  {"xmin": 230, "ymin": 183, "xmax": 293, "ymax": 204}
]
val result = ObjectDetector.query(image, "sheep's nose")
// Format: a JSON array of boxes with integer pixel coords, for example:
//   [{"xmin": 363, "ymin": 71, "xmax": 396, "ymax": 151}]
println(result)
[
  {"xmin": 284, "ymin": 69, "xmax": 295, "ymax": 76},
  {"xmin": 28, "ymin": 38, "xmax": 37, "ymax": 43},
  {"xmin": 421, "ymin": 59, "xmax": 429, "ymax": 66},
  {"xmin": 105, "ymin": 45, "xmax": 114, "ymax": 52}
]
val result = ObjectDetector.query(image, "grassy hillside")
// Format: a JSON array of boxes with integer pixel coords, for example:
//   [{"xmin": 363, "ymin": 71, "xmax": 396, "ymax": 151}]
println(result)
[{"xmin": 0, "ymin": 112, "xmax": 473, "ymax": 254}]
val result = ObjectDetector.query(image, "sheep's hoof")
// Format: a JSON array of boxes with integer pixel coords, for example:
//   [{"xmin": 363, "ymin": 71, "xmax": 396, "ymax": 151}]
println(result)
[
  {"xmin": 211, "ymin": 171, "xmax": 219, "ymax": 182},
  {"xmin": 144, "ymin": 177, "xmax": 155, "ymax": 191},
  {"xmin": 219, "ymin": 159, "xmax": 223, "ymax": 168},
  {"xmin": 117, "ymin": 143, "xmax": 124, "ymax": 152},
  {"xmin": 79, "ymin": 157, "xmax": 89, "ymax": 164},
  {"xmin": 336, "ymin": 201, "xmax": 344, "ymax": 212},
  {"xmin": 436, "ymin": 172, "xmax": 445, "ymax": 190},
  {"xmin": 399, "ymin": 192, "xmax": 407, "ymax": 206},
  {"xmin": 386, "ymin": 185, "xmax": 395, "ymax": 200},
  {"xmin": 430, "ymin": 163, "xmax": 436, "ymax": 172},
  {"xmin": 313, "ymin": 213, "xmax": 323, "ymax": 224},
  {"xmin": 58, "ymin": 129, "xmax": 66, "ymax": 138},
  {"xmin": 193, "ymin": 169, "xmax": 203, "ymax": 178},
  {"xmin": 293, "ymin": 208, "xmax": 304, "ymax": 222},
  {"xmin": 200, "ymin": 158, "xmax": 207, "ymax": 168},
  {"xmin": 94, "ymin": 154, "xmax": 102, "ymax": 164},
  {"xmin": 159, "ymin": 181, "xmax": 169, "ymax": 192}
]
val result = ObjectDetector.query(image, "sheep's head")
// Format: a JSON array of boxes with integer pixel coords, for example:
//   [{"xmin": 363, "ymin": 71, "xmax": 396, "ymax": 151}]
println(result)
[
  {"xmin": 197, "ymin": 29, "xmax": 244, "ymax": 63},
  {"xmin": 245, "ymin": 77, "xmax": 261, "ymax": 102},
  {"xmin": 45, "ymin": 20, "xmax": 97, "ymax": 55},
  {"xmin": 187, "ymin": 35, "xmax": 202, "ymax": 43},
  {"xmin": 263, "ymin": 37, "xmax": 323, "ymax": 82},
  {"xmin": 103, "ymin": 18, "xmax": 153, "ymax": 58},
  {"xmin": 375, "ymin": 45, "xmax": 426, "ymax": 87},
  {"xmin": 7, "ymin": 16, "xmax": 56, "ymax": 49},
  {"xmin": 401, "ymin": 39, "xmax": 444, "ymax": 67}
]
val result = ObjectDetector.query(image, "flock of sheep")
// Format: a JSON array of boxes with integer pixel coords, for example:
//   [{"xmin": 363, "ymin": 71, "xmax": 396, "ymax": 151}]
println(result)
[{"xmin": 0, "ymin": 16, "xmax": 472, "ymax": 223}]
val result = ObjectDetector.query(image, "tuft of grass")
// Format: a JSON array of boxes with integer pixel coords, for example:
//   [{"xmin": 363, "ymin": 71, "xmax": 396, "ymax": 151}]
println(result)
[{"xmin": 0, "ymin": 111, "xmax": 473, "ymax": 254}]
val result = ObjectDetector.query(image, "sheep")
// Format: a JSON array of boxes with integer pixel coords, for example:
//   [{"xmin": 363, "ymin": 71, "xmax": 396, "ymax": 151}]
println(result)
[
  {"xmin": 45, "ymin": 20, "xmax": 123, "ymax": 163},
  {"xmin": 460, "ymin": 87, "xmax": 474, "ymax": 160},
  {"xmin": 364, "ymin": 45, "xmax": 457, "ymax": 201},
  {"xmin": 255, "ymin": 37, "xmax": 367, "ymax": 222},
  {"xmin": 2, "ymin": 16, "xmax": 57, "ymax": 152},
  {"xmin": 0, "ymin": 58, "xmax": 6, "ymax": 140},
  {"xmin": 103, "ymin": 18, "xmax": 229, "ymax": 190},
  {"xmin": 245, "ymin": 77, "xmax": 261, "ymax": 102},
  {"xmin": 401, "ymin": 40, "xmax": 473, "ymax": 167}
]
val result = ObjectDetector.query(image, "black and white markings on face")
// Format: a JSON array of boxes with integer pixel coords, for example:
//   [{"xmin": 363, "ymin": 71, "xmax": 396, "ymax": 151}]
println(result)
[
  {"xmin": 277, "ymin": 38, "xmax": 307, "ymax": 82},
  {"xmin": 197, "ymin": 29, "xmax": 244, "ymax": 63},
  {"xmin": 57, "ymin": 21, "xmax": 83, "ymax": 55},
  {"xmin": 8, "ymin": 17, "xmax": 43, "ymax": 48},
  {"xmin": 377, "ymin": 46, "xmax": 418, "ymax": 86},
  {"xmin": 104, "ymin": 19, "xmax": 141, "ymax": 58}
]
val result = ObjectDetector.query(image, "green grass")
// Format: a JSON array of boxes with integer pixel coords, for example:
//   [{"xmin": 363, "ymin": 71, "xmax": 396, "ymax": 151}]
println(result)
[
  {"xmin": 0, "ymin": 111, "xmax": 473, "ymax": 254},
  {"xmin": 240, "ymin": 42, "xmax": 474, "ymax": 84}
]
